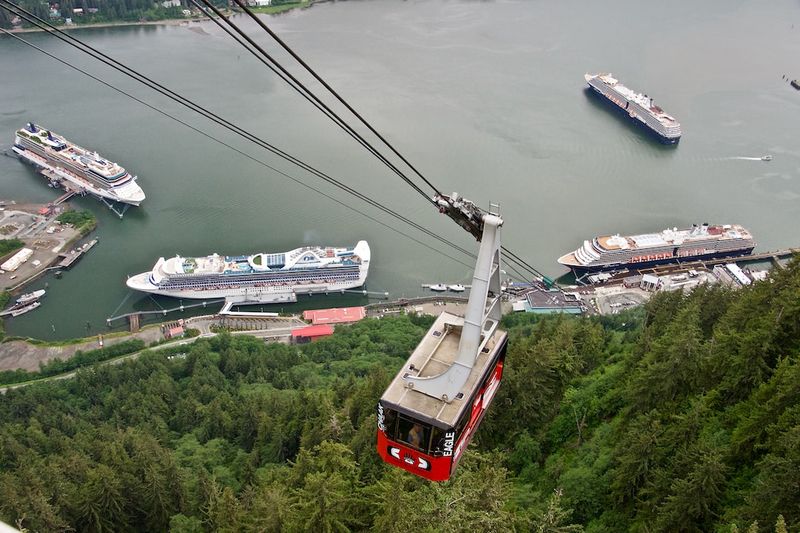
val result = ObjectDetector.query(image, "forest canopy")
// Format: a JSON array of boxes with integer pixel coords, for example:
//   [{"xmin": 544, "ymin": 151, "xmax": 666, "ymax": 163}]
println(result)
[
  {"xmin": 1, "ymin": 259, "xmax": 798, "ymax": 531},
  {"xmin": 0, "ymin": 0, "xmax": 225, "ymax": 29}
]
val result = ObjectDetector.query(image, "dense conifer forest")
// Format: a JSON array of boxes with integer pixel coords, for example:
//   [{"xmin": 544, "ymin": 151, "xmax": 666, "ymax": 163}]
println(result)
[
  {"xmin": 1, "ymin": 259, "xmax": 798, "ymax": 532},
  {"xmin": 0, "ymin": 0, "xmax": 219, "ymax": 29}
]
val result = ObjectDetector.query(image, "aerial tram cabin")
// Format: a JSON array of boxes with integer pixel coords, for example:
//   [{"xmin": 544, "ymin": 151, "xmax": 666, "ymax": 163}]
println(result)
[
  {"xmin": 377, "ymin": 314, "xmax": 507, "ymax": 481},
  {"xmin": 377, "ymin": 194, "xmax": 507, "ymax": 481}
]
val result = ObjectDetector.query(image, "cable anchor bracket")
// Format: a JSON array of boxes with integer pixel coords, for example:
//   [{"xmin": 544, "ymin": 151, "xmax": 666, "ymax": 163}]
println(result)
[{"xmin": 433, "ymin": 192, "xmax": 502, "ymax": 241}]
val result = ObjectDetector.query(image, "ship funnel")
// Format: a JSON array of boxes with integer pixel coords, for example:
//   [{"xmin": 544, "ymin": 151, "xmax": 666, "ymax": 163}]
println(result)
[
  {"xmin": 27, "ymin": 122, "xmax": 38, "ymax": 133},
  {"xmin": 47, "ymin": 131, "xmax": 54, "ymax": 140}
]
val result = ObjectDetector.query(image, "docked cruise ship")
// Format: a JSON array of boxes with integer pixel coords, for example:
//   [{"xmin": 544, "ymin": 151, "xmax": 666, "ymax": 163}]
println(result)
[
  {"xmin": 127, "ymin": 241, "xmax": 370, "ymax": 303},
  {"xmin": 558, "ymin": 224, "xmax": 754, "ymax": 274},
  {"xmin": 12, "ymin": 123, "xmax": 145, "ymax": 206},
  {"xmin": 585, "ymin": 73, "xmax": 681, "ymax": 143}
]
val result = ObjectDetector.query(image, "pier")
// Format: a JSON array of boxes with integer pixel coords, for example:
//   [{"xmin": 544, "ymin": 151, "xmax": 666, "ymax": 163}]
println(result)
[
  {"xmin": 106, "ymin": 299, "xmax": 227, "ymax": 326},
  {"xmin": 57, "ymin": 239, "xmax": 98, "ymax": 269},
  {"xmin": 38, "ymin": 168, "xmax": 131, "ymax": 219},
  {"xmin": 105, "ymin": 289, "xmax": 390, "ymax": 326},
  {"xmin": 53, "ymin": 190, "xmax": 75, "ymax": 206},
  {"xmin": 573, "ymin": 248, "xmax": 798, "ymax": 286},
  {"xmin": 128, "ymin": 313, "xmax": 139, "ymax": 332}
]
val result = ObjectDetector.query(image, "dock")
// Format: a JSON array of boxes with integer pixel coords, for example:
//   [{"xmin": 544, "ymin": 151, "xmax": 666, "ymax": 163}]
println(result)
[
  {"xmin": 573, "ymin": 248, "xmax": 799, "ymax": 286},
  {"xmin": 37, "ymin": 168, "xmax": 131, "ymax": 218},
  {"xmin": 53, "ymin": 190, "xmax": 75, "ymax": 206},
  {"xmin": 57, "ymin": 239, "xmax": 98, "ymax": 269}
]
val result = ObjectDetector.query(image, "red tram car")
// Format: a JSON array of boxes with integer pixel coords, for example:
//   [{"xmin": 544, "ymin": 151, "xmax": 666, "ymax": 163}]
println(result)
[
  {"xmin": 377, "ymin": 194, "xmax": 506, "ymax": 481},
  {"xmin": 377, "ymin": 312, "xmax": 508, "ymax": 481}
]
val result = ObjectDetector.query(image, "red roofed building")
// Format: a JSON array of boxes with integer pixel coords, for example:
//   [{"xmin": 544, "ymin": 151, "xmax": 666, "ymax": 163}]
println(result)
[
  {"xmin": 303, "ymin": 306, "xmax": 366, "ymax": 325},
  {"xmin": 165, "ymin": 325, "xmax": 184, "ymax": 339},
  {"xmin": 291, "ymin": 324, "xmax": 334, "ymax": 344}
]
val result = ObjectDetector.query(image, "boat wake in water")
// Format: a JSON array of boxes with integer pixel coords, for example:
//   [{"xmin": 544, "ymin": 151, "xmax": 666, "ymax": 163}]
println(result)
[{"xmin": 725, "ymin": 155, "xmax": 773, "ymax": 161}]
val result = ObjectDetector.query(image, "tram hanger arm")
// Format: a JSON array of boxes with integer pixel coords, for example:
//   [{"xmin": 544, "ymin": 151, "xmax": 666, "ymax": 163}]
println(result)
[
  {"xmin": 404, "ymin": 194, "xmax": 504, "ymax": 401},
  {"xmin": 433, "ymin": 193, "xmax": 497, "ymax": 242}
]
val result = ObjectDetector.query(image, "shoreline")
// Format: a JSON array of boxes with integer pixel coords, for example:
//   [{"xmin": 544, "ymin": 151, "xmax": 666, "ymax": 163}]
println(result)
[
  {"xmin": 3, "ymin": 0, "xmax": 322, "ymax": 34},
  {"xmin": 5, "ymin": 17, "xmax": 209, "ymax": 34}
]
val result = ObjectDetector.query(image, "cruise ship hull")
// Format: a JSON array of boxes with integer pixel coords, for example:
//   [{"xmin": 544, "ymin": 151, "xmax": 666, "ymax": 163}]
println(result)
[
  {"xmin": 13, "ymin": 145, "xmax": 145, "ymax": 206},
  {"xmin": 585, "ymin": 86, "xmax": 679, "ymax": 144},
  {"xmin": 12, "ymin": 125, "xmax": 145, "ymax": 206},
  {"xmin": 126, "ymin": 274, "xmax": 366, "ymax": 302},
  {"xmin": 559, "ymin": 247, "xmax": 755, "ymax": 275},
  {"xmin": 127, "ymin": 241, "xmax": 371, "ymax": 302},
  {"xmin": 584, "ymin": 73, "xmax": 681, "ymax": 144}
]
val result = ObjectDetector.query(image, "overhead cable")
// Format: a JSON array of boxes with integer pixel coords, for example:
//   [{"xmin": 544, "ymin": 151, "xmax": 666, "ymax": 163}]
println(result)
[
  {"xmin": 0, "ymin": 1, "xmax": 478, "ymax": 264},
  {"xmin": 192, "ymin": 0, "xmax": 436, "ymax": 205},
  {"xmin": 0, "ymin": 27, "xmax": 474, "ymax": 269},
  {"xmin": 2, "ymin": 1, "xmax": 548, "ymax": 283},
  {"xmin": 229, "ymin": 0, "xmax": 443, "ymax": 198},
  {"xmin": 208, "ymin": 3, "xmax": 550, "ymax": 282}
]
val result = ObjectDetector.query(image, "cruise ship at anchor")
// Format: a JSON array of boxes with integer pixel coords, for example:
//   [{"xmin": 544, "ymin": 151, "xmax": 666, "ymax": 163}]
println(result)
[
  {"xmin": 558, "ymin": 224, "xmax": 755, "ymax": 274},
  {"xmin": 12, "ymin": 123, "xmax": 145, "ymax": 206},
  {"xmin": 127, "ymin": 241, "xmax": 370, "ymax": 303},
  {"xmin": 585, "ymin": 73, "xmax": 681, "ymax": 143}
]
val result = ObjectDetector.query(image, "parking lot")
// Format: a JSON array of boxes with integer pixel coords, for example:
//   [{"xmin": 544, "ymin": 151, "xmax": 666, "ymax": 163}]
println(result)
[{"xmin": 0, "ymin": 203, "xmax": 80, "ymax": 292}]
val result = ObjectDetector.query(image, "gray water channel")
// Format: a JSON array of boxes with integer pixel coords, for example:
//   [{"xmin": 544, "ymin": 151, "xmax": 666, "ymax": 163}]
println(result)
[{"xmin": 1, "ymin": 0, "xmax": 798, "ymax": 340}]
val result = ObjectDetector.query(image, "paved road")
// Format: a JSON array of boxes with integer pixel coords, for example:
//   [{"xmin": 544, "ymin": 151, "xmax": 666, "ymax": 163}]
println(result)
[
  {"xmin": 0, "ymin": 335, "xmax": 206, "ymax": 394},
  {"xmin": 0, "ymin": 326, "xmax": 163, "ymax": 372},
  {"xmin": 0, "ymin": 318, "xmax": 305, "ymax": 393},
  {"xmin": 0, "ymin": 205, "xmax": 80, "ymax": 292}
]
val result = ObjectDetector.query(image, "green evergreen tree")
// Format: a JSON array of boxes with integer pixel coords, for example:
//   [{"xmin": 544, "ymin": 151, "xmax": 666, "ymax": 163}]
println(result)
[
  {"xmin": 533, "ymin": 489, "xmax": 584, "ymax": 533},
  {"xmin": 76, "ymin": 465, "xmax": 130, "ymax": 533}
]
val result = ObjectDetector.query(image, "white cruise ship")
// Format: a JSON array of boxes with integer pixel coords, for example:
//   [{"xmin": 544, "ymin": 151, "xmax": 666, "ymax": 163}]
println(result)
[
  {"xmin": 585, "ymin": 73, "xmax": 681, "ymax": 143},
  {"xmin": 12, "ymin": 123, "xmax": 145, "ymax": 206},
  {"xmin": 559, "ymin": 224, "xmax": 754, "ymax": 274},
  {"xmin": 127, "ymin": 241, "xmax": 370, "ymax": 303}
]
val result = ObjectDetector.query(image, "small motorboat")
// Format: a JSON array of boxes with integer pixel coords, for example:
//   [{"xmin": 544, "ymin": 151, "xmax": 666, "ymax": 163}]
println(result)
[
  {"xmin": 11, "ymin": 301, "xmax": 40, "ymax": 317},
  {"xmin": 448, "ymin": 284, "xmax": 465, "ymax": 292},
  {"xmin": 429, "ymin": 284, "xmax": 447, "ymax": 292},
  {"xmin": 16, "ymin": 289, "xmax": 45, "ymax": 305},
  {"xmin": 761, "ymin": 155, "xmax": 773, "ymax": 161}
]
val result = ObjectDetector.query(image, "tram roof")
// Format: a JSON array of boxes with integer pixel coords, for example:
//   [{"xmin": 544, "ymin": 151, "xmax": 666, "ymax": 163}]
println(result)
[{"xmin": 381, "ymin": 311, "xmax": 506, "ymax": 429}]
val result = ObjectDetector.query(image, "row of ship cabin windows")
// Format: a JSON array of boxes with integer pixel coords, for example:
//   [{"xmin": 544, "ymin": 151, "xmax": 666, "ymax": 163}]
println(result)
[
  {"xmin": 19, "ymin": 139, "xmax": 128, "ymax": 182},
  {"xmin": 159, "ymin": 272, "xmax": 360, "ymax": 289},
  {"xmin": 159, "ymin": 268, "xmax": 361, "ymax": 283}
]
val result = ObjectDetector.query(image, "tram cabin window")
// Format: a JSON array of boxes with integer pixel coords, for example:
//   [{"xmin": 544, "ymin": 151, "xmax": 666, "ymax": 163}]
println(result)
[{"xmin": 397, "ymin": 416, "xmax": 431, "ymax": 452}]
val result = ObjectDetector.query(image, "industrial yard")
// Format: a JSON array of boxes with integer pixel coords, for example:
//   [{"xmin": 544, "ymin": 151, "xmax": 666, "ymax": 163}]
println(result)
[{"xmin": 0, "ymin": 200, "xmax": 84, "ymax": 291}]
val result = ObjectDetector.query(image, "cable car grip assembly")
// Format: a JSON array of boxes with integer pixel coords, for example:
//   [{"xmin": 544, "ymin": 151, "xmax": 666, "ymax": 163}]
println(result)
[{"xmin": 403, "ymin": 193, "xmax": 504, "ymax": 402}]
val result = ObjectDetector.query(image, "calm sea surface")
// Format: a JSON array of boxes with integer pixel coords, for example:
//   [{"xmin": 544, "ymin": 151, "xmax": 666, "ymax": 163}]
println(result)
[{"xmin": 1, "ymin": 0, "xmax": 799, "ymax": 340}]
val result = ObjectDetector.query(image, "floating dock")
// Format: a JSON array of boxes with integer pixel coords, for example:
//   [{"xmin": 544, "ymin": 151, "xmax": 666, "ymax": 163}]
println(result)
[{"xmin": 58, "ymin": 239, "xmax": 98, "ymax": 269}]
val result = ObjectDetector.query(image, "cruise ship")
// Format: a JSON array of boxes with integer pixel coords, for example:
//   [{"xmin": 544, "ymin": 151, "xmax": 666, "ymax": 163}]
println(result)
[
  {"xmin": 127, "ymin": 241, "xmax": 370, "ymax": 303},
  {"xmin": 585, "ymin": 73, "xmax": 681, "ymax": 143},
  {"xmin": 12, "ymin": 123, "xmax": 145, "ymax": 206},
  {"xmin": 558, "ymin": 224, "xmax": 755, "ymax": 274}
]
